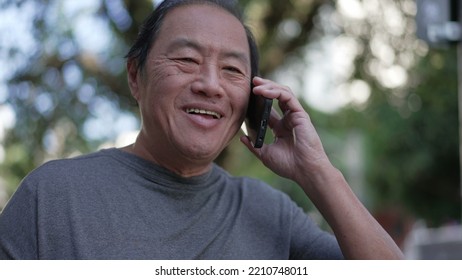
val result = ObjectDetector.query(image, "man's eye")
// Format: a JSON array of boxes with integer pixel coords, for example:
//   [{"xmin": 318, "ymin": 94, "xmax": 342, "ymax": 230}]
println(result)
[
  {"xmin": 179, "ymin": 57, "xmax": 198, "ymax": 64},
  {"xmin": 224, "ymin": 66, "xmax": 242, "ymax": 74}
]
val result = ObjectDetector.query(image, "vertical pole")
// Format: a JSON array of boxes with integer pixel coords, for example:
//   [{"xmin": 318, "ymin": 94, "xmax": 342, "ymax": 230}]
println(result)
[
  {"xmin": 457, "ymin": 0, "xmax": 462, "ymax": 222},
  {"xmin": 459, "ymin": 43, "xmax": 462, "ymax": 222}
]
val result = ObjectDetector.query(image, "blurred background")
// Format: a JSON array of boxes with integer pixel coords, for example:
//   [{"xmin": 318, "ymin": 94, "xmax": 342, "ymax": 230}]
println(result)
[{"xmin": 0, "ymin": 0, "xmax": 461, "ymax": 259}]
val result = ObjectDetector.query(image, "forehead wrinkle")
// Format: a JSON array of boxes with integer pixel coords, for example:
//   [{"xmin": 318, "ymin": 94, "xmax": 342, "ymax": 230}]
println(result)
[
  {"xmin": 167, "ymin": 37, "xmax": 250, "ymax": 65},
  {"xmin": 166, "ymin": 37, "xmax": 203, "ymax": 53}
]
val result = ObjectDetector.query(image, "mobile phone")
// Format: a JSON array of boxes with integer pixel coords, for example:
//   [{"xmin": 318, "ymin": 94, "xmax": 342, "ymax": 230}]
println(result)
[{"xmin": 244, "ymin": 91, "xmax": 273, "ymax": 148}]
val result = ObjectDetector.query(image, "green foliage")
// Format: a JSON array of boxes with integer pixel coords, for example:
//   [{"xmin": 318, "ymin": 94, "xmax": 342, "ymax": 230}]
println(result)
[{"xmin": 361, "ymin": 47, "xmax": 461, "ymax": 225}]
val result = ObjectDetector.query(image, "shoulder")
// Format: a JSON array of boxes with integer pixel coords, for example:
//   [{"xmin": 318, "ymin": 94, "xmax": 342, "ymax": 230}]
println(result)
[
  {"xmin": 28, "ymin": 149, "xmax": 115, "ymax": 177},
  {"xmin": 214, "ymin": 165, "xmax": 281, "ymax": 194},
  {"xmin": 214, "ymin": 165, "xmax": 298, "ymax": 213},
  {"xmin": 20, "ymin": 149, "xmax": 120, "ymax": 193}
]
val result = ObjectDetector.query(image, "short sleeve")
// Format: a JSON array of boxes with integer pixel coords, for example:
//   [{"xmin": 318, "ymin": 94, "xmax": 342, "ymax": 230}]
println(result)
[
  {"xmin": 0, "ymin": 178, "xmax": 39, "ymax": 259},
  {"xmin": 289, "ymin": 203, "xmax": 344, "ymax": 260}
]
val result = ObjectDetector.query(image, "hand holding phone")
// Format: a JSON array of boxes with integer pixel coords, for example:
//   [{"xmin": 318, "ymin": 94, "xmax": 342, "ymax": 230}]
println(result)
[{"xmin": 244, "ymin": 93, "xmax": 273, "ymax": 148}]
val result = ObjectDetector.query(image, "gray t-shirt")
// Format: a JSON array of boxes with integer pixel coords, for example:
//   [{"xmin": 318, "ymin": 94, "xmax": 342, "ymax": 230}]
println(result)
[{"xmin": 0, "ymin": 148, "xmax": 343, "ymax": 259}]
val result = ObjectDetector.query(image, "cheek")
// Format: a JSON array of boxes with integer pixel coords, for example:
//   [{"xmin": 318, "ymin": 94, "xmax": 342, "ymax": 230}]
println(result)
[
  {"xmin": 226, "ymin": 94, "xmax": 249, "ymax": 131},
  {"xmin": 142, "ymin": 67, "xmax": 190, "ymax": 102},
  {"xmin": 231, "ymin": 84, "xmax": 251, "ymax": 118},
  {"xmin": 147, "ymin": 67, "xmax": 178, "ymax": 86},
  {"xmin": 146, "ymin": 58, "xmax": 191, "ymax": 83}
]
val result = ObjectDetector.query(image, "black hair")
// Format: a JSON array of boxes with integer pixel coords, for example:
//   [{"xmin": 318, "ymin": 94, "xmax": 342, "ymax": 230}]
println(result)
[{"xmin": 125, "ymin": 0, "xmax": 259, "ymax": 79}]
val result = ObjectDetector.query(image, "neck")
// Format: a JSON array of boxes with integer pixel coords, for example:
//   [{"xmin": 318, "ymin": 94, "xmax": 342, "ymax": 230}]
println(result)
[{"xmin": 121, "ymin": 142, "xmax": 213, "ymax": 178}]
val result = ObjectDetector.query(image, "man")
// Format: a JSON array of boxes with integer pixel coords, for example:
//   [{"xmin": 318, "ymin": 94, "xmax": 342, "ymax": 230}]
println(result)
[{"xmin": 0, "ymin": 0, "xmax": 403, "ymax": 259}]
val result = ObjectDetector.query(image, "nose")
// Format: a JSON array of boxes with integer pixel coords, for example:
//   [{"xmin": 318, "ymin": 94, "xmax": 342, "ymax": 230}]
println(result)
[{"xmin": 190, "ymin": 63, "xmax": 224, "ymax": 98}]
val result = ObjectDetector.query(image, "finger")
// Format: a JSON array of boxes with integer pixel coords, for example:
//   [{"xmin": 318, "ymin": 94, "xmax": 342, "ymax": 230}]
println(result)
[
  {"xmin": 240, "ymin": 135, "xmax": 262, "ymax": 159},
  {"xmin": 252, "ymin": 77, "xmax": 304, "ymax": 113},
  {"xmin": 267, "ymin": 108, "xmax": 281, "ymax": 129}
]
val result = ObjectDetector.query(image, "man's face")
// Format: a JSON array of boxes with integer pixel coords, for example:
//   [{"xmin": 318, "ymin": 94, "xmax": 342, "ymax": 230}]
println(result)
[{"xmin": 128, "ymin": 4, "xmax": 251, "ymax": 172}]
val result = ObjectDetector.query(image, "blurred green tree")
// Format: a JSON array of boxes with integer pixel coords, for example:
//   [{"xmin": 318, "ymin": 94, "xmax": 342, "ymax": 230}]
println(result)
[
  {"xmin": 361, "ymin": 47, "xmax": 460, "ymax": 226},
  {"xmin": 328, "ymin": 0, "xmax": 461, "ymax": 225}
]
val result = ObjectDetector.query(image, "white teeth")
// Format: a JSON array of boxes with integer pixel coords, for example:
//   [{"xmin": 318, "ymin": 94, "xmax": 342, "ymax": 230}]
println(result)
[{"xmin": 186, "ymin": 108, "xmax": 222, "ymax": 119}]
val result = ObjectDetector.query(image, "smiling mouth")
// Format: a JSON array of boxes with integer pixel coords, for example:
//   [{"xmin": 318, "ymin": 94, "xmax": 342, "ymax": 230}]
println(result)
[{"xmin": 186, "ymin": 108, "xmax": 222, "ymax": 119}]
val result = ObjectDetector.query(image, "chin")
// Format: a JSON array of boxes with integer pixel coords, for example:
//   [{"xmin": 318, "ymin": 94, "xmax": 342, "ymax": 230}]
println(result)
[{"xmin": 179, "ymin": 142, "xmax": 222, "ymax": 161}]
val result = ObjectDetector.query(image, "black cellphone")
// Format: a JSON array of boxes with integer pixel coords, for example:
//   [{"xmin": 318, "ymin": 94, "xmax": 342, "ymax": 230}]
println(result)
[{"xmin": 244, "ymin": 90, "xmax": 273, "ymax": 148}]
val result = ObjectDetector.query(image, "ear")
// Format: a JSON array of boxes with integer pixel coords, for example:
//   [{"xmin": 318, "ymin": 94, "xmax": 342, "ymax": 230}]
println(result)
[{"xmin": 127, "ymin": 58, "xmax": 141, "ymax": 101}]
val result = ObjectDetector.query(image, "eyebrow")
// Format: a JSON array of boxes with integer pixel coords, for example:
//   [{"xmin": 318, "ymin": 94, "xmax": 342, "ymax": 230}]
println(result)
[{"xmin": 167, "ymin": 38, "xmax": 250, "ymax": 66}]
